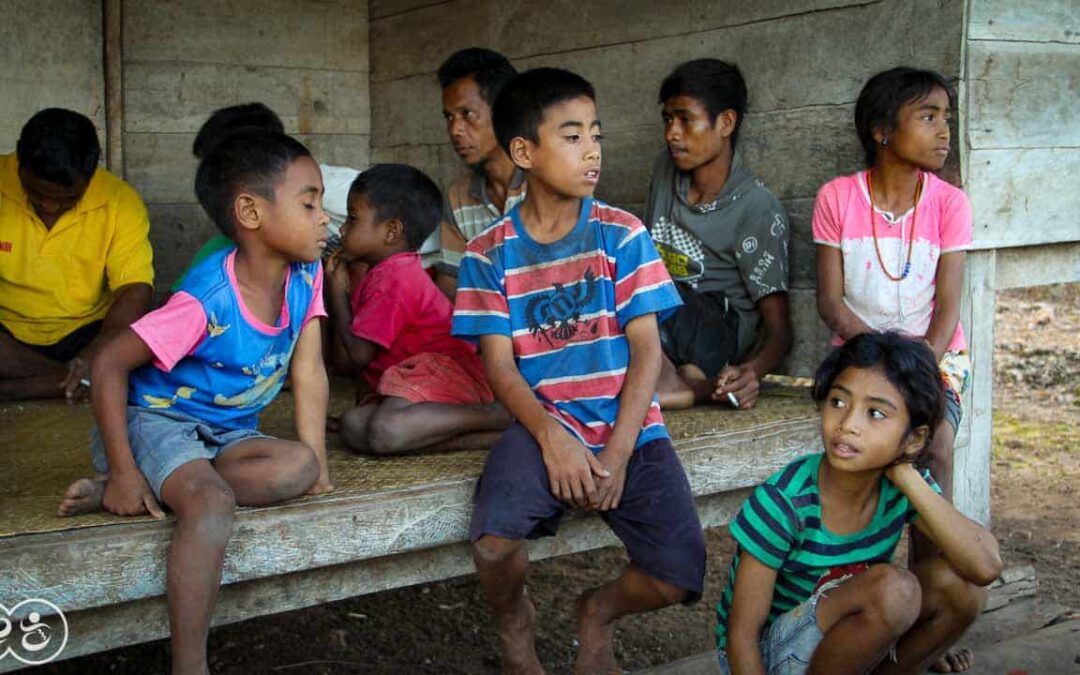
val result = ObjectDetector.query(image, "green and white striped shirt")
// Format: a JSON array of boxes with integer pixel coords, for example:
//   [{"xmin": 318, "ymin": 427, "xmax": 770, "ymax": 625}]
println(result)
[{"xmin": 715, "ymin": 452, "xmax": 939, "ymax": 649}]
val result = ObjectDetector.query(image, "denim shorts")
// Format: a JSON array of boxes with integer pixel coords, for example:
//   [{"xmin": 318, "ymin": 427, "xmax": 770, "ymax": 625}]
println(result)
[
  {"xmin": 717, "ymin": 590, "xmax": 828, "ymax": 675},
  {"xmin": 91, "ymin": 406, "xmax": 267, "ymax": 500},
  {"xmin": 470, "ymin": 423, "xmax": 706, "ymax": 602}
]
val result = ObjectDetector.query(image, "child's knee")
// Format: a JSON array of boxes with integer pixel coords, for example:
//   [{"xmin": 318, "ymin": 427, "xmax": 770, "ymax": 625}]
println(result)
[
  {"xmin": 338, "ymin": 407, "xmax": 372, "ymax": 451},
  {"xmin": 923, "ymin": 558, "xmax": 987, "ymax": 622},
  {"xmin": 368, "ymin": 408, "xmax": 407, "ymax": 455},
  {"xmin": 862, "ymin": 565, "xmax": 922, "ymax": 633},
  {"xmin": 176, "ymin": 481, "xmax": 236, "ymax": 540},
  {"xmin": 472, "ymin": 535, "xmax": 524, "ymax": 569}
]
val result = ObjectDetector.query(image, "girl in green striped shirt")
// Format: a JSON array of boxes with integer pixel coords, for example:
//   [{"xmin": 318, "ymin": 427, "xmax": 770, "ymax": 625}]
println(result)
[{"xmin": 718, "ymin": 332, "xmax": 1001, "ymax": 674}]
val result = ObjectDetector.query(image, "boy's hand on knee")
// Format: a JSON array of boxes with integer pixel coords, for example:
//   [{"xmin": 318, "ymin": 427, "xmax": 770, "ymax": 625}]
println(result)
[
  {"xmin": 540, "ymin": 425, "xmax": 609, "ymax": 508},
  {"xmin": 591, "ymin": 448, "xmax": 630, "ymax": 511},
  {"xmin": 712, "ymin": 364, "xmax": 760, "ymax": 409},
  {"xmin": 102, "ymin": 468, "xmax": 165, "ymax": 518}
]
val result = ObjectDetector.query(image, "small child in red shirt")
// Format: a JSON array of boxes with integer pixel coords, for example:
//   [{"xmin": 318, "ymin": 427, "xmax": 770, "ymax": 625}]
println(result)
[{"xmin": 328, "ymin": 164, "xmax": 511, "ymax": 454}]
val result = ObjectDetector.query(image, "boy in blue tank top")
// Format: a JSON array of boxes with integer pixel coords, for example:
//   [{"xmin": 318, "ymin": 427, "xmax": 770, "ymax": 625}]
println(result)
[{"xmin": 57, "ymin": 129, "xmax": 333, "ymax": 675}]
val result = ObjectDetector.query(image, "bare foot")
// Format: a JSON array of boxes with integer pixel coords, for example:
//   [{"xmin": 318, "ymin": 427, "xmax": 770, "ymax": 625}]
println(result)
[
  {"xmin": 497, "ymin": 592, "xmax": 544, "ymax": 675},
  {"xmin": 930, "ymin": 648, "xmax": 974, "ymax": 672},
  {"xmin": 575, "ymin": 590, "xmax": 620, "ymax": 675},
  {"xmin": 57, "ymin": 477, "xmax": 106, "ymax": 516}
]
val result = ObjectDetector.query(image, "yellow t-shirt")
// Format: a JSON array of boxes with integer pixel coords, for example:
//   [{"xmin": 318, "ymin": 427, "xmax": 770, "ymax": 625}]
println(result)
[{"xmin": 0, "ymin": 153, "xmax": 154, "ymax": 345}]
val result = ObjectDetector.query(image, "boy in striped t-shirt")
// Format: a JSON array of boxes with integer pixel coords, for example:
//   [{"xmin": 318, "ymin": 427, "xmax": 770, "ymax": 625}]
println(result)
[
  {"xmin": 717, "ymin": 332, "xmax": 1001, "ymax": 674},
  {"xmin": 453, "ymin": 68, "xmax": 706, "ymax": 674}
]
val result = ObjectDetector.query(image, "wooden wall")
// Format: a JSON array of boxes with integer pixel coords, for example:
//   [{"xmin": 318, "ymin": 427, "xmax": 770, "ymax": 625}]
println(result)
[{"xmin": 367, "ymin": 0, "xmax": 967, "ymax": 375}]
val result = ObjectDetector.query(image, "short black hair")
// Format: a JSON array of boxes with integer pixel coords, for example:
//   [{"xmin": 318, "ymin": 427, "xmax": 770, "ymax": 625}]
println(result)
[
  {"xmin": 812, "ymin": 331, "xmax": 945, "ymax": 462},
  {"xmin": 193, "ymin": 103, "xmax": 285, "ymax": 159},
  {"xmin": 194, "ymin": 129, "xmax": 312, "ymax": 238},
  {"xmin": 437, "ymin": 48, "xmax": 517, "ymax": 107},
  {"xmin": 659, "ymin": 59, "xmax": 748, "ymax": 148},
  {"xmin": 855, "ymin": 67, "xmax": 955, "ymax": 167},
  {"xmin": 16, "ymin": 108, "xmax": 101, "ymax": 186},
  {"xmin": 348, "ymin": 164, "xmax": 442, "ymax": 250},
  {"xmin": 492, "ymin": 67, "xmax": 596, "ymax": 155}
]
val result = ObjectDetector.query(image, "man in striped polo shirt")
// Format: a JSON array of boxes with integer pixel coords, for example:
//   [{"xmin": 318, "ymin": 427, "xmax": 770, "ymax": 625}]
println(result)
[
  {"xmin": 434, "ymin": 48, "xmax": 526, "ymax": 298},
  {"xmin": 453, "ymin": 67, "xmax": 706, "ymax": 674}
]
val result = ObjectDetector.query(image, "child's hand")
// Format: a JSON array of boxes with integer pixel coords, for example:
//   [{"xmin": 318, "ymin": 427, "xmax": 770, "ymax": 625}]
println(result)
[
  {"xmin": 102, "ymin": 468, "xmax": 165, "ymax": 518},
  {"xmin": 590, "ymin": 446, "xmax": 632, "ymax": 511},
  {"xmin": 885, "ymin": 461, "xmax": 920, "ymax": 487},
  {"xmin": 711, "ymin": 364, "xmax": 760, "ymax": 409},
  {"xmin": 326, "ymin": 251, "xmax": 351, "ymax": 294},
  {"xmin": 540, "ymin": 424, "xmax": 610, "ymax": 509}
]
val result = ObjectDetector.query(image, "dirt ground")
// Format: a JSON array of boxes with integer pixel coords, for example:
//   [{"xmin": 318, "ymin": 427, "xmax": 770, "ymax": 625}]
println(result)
[{"xmin": 35, "ymin": 284, "xmax": 1078, "ymax": 674}]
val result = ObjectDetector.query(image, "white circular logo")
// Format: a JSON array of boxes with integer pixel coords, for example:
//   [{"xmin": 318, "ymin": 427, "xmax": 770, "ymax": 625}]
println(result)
[
  {"xmin": 742, "ymin": 236, "xmax": 759, "ymax": 254},
  {"xmin": 770, "ymin": 214, "xmax": 786, "ymax": 237},
  {"xmin": 0, "ymin": 599, "xmax": 68, "ymax": 665}
]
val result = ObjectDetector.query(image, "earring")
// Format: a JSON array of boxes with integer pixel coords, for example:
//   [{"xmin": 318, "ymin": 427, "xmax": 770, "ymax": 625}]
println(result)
[{"xmin": 881, "ymin": 137, "xmax": 889, "ymax": 147}]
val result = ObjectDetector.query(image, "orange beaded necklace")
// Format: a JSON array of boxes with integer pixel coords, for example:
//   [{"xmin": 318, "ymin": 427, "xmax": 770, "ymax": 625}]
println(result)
[{"xmin": 866, "ymin": 170, "xmax": 922, "ymax": 282}]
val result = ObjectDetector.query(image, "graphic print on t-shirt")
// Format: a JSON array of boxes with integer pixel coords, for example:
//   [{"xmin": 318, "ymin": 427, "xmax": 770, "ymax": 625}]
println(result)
[
  {"xmin": 524, "ymin": 267, "xmax": 599, "ymax": 347},
  {"xmin": 651, "ymin": 215, "xmax": 705, "ymax": 286}
]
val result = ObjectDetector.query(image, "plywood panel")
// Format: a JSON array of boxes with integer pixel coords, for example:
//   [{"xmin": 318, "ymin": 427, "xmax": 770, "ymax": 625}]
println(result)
[
  {"xmin": 994, "ymin": 241, "xmax": 1080, "ymax": 290},
  {"xmin": 967, "ymin": 41, "xmax": 1080, "ymax": 150},
  {"xmin": 968, "ymin": 0, "xmax": 1080, "ymax": 43},
  {"xmin": 966, "ymin": 148, "xmax": 1080, "ymax": 249}
]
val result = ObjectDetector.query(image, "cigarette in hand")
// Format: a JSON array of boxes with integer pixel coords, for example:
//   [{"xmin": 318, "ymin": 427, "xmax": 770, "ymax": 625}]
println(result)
[
  {"xmin": 726, "ymin": 392, "xmax": 739, "ymax": 408},
  {"xmin": 79, "ymin": 378, "xmax": 92, "ymax": 388}
]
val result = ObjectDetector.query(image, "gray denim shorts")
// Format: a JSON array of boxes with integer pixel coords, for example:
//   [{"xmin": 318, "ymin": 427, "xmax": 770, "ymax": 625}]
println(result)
[
  {"xmin": 717, "ymin": 579, "xmax": 841, "ymax": 675},
  {"xmin": 91, "ymin": 406, "xmax": 267, "ymax": 500}
]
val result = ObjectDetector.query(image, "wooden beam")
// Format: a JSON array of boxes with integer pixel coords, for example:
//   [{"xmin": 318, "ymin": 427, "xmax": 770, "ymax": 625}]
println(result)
[{"xmin": 103, "ymin": 0, "xmax": 124, "ymax": 175}]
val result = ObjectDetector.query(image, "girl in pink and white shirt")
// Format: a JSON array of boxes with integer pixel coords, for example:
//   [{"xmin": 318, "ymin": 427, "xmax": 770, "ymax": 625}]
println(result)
[{"xmin": 813, "ymin": 68, "xmax": 972, "ymax": 510}]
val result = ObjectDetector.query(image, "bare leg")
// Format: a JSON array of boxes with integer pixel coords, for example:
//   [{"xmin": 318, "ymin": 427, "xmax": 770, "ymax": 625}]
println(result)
[
  {"xmin": 575, "ymin": 564, "xmax": 688, "ymax": 675},
  {"xmin": 473, "ymin": 535, "xmax": 543, "ymax": 675},
  {"xmin": 365, "ymin": 396, "xmax": 512, "ymax": 455},
  {"xmin": 0, "ymin": 331, "xmax": 70, "ymax": 400},
  {"xmin": 808, "ymin": 564, "xmax": 922, "ymax": 675},
  {"xmin": 57, "ymin": 472, "xmax": 109, "ymax": 516},
  {"xmin": 656, "ymin": 355, "xmax": 694, "ymax": 410},
  {"xmin": 158, "ymin": 460, "xmax": 238, "ymax": 675},
  {"xmin": 875, "ymin": 557, "xmax": 986, "ymax": 674},
  {"xmin": 212, "ymin": 437, "xmax": 320, "ymax": 506},
  {"xmin": 339, "ymin": 403, "xmax": 378, "ymax": 452}
]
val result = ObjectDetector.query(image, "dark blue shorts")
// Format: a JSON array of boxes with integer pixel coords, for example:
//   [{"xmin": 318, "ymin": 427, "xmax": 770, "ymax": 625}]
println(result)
[{"xmin": 470, "ymin": 423, "xmax": 706, "ymax": 602}]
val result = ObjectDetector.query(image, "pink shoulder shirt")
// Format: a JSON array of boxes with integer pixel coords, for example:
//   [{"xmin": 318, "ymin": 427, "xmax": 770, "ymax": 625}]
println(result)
[{"xmin": 812, "ymin": 171, "xmax": 972, "ymax": 352}]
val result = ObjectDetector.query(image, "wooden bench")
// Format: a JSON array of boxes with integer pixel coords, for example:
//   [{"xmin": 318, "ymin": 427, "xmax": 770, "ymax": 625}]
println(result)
[{"xmin": 0, "ymin": 383, "xmax": 819, "ymax": 671}]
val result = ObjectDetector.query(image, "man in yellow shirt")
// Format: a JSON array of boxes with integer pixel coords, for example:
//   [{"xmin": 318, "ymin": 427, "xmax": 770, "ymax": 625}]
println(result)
[{"xmin": 0, "ymin": 108, "xmax": 153, "ymax": 401}]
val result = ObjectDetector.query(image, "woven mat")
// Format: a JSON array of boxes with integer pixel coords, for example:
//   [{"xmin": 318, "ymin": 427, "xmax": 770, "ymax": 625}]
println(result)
[{"xmin": 0, "ymin": 382, "xmax": 812, "ymax": 539}]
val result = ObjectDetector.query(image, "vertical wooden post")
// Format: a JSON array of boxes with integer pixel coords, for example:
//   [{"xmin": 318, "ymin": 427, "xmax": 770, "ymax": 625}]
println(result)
[
  {"xmin": 103, "ymin": 0, "xmax": 123, "ymax": 175},
  {"xmin": 954, "ymin": 250, "xmax": 996, "ymax": 525}
]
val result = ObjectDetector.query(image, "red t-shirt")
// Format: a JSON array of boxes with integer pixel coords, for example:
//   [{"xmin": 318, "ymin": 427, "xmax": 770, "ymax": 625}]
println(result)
[{"xmin": 351, "ymin": 251, "xmax": 477, "ymax": 386}]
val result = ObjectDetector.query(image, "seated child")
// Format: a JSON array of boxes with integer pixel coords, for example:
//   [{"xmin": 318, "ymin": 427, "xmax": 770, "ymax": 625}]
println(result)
[
  {"xmin": 453, "ymin": 67, "xmax": 706, "ymax": 674},
  {"xmin": 57, "ymin": 129, "xmax": 334, "ymax": 675},
  {"xmin": 717, "ymin": 332, "xmax": 1001, "ymax": 675},
  {"xmin": 328, "ymin": 163, "xmax": 510, "ymax": 454},
  {"xmin": 646, "ymin": 59, "xmax": 793, "ymax": 411},
  {"xmin": 813, "ymin": 67, "xmax": 971, "ymax": 509}
]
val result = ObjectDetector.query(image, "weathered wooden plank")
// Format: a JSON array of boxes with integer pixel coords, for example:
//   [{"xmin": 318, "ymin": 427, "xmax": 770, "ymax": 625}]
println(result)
[
  {"xmin": 0, "ymin": 418, "xmax": 817, "ymax": 618},
  {"xmin": 298, "ymin": 134, "xmax": 372, "ymax": 172},
  {"xmin": 785, "ymin": 198, "xmax": 816, "ymax": 291},
  {"xmin": 967, "ymin": 0, "xmax": 1080, "ymax": 44},
  {"xmin": 145, "ymin": 203, "xmax": 219, "ymax": 292},
  {"xmin": 967, "ymin": 41, "xmax": 1080, "ymax": 150},
  {"xmin": 783, "ymin": 288, "xmax": 832, "ymax": 378},
  {"xmin": 124, "ymin": 62, "xmax": 370, "ymax": 136},
  {"xmin": 370, "ymin": 0, "xmax": 887, "ymax": 85},
  {"xmin": 0, "ymin": 0, "xmax": 104, "ymax": 151},
  {"xmin": 372, "ymin": 0, "xmax": 454, "ymax": 19},
  {"xmin": 124, "ymin": 0, "xmax": 369, "ymax": 72},
  {"xmin": 966, "ymin": 148, "xmax": 1080, "ymax": 249},
  {"xmin": 983, "ymin": 565, "xmax": 1037, "ymax": 612},
  {"xmin": 0, "ymin": 487, "xmax": 755, "ymax": 672},
  {"xmin": 953, "ymin": 250, "xmax": 995, "ymax": 525},
  {"xmin": 994, "ymin": 241, "xmax": 1080, "ymax": 290}
]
